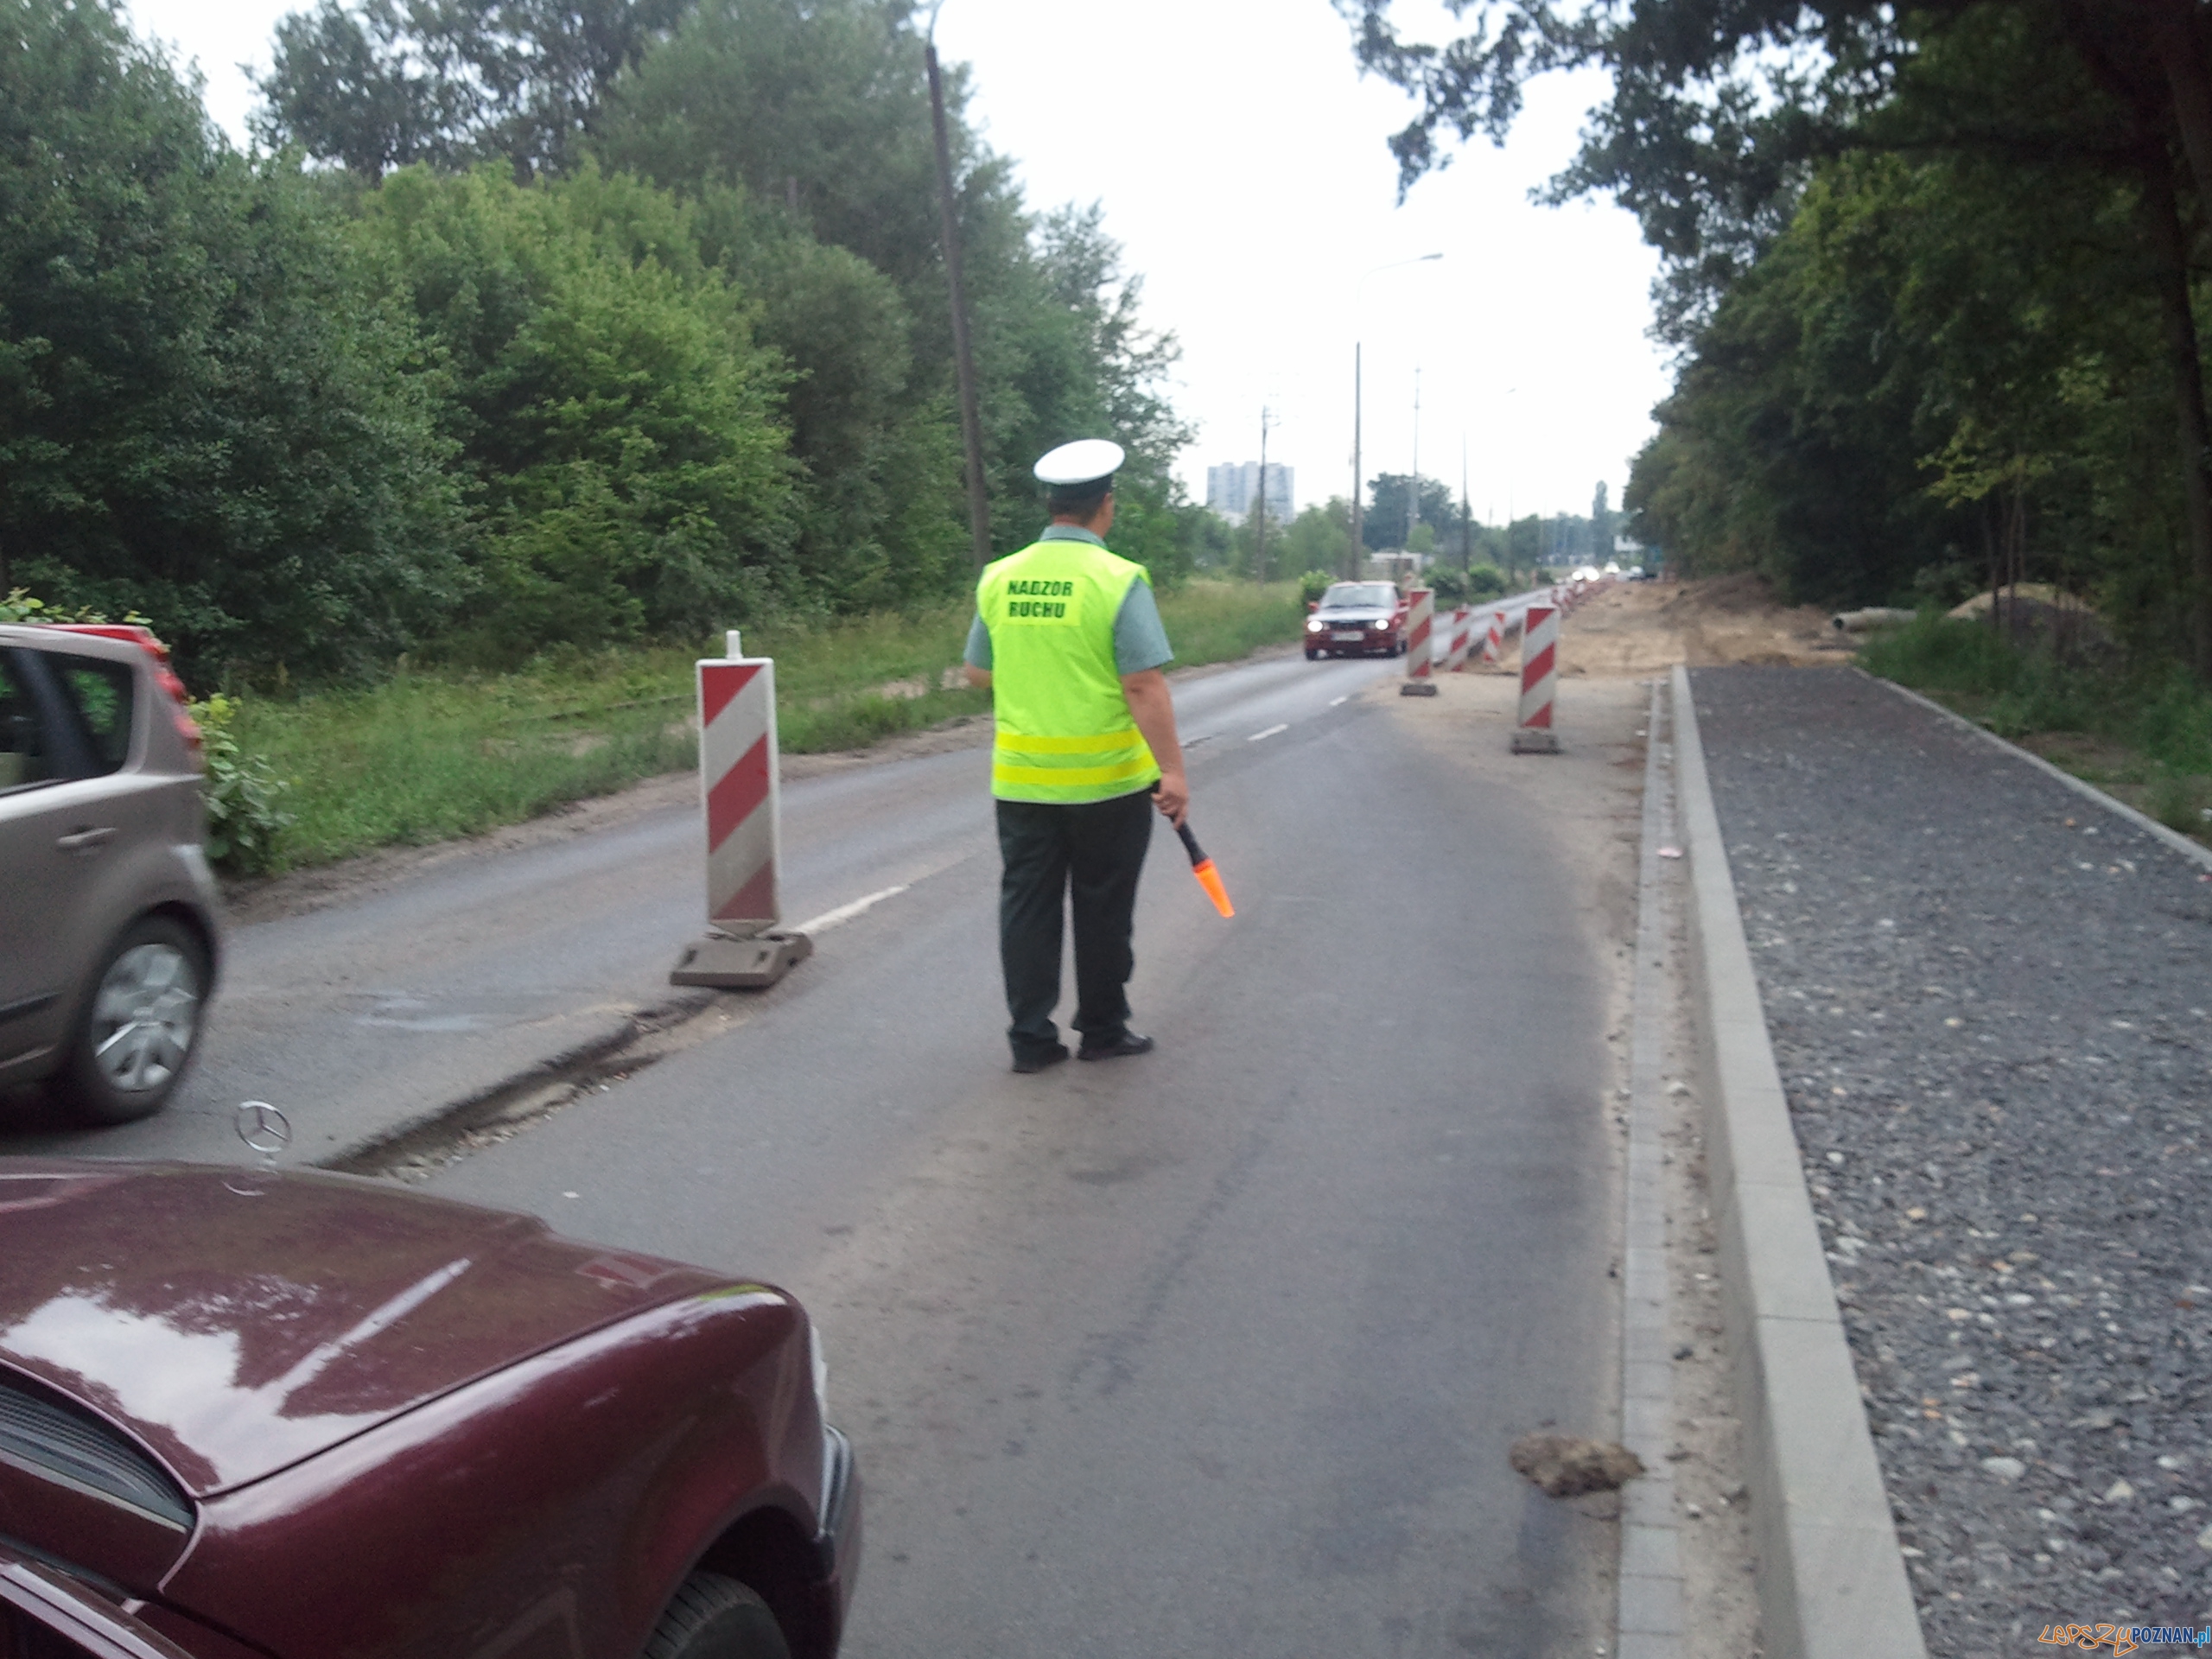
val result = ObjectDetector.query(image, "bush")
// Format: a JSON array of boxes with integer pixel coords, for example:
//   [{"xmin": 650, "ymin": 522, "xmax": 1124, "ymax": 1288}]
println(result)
[
  {"xmin": 3, "ymin": 588, "xmax": 293, "ymax": 872},
  {"xmin": 189, "ymin": 696, "xmax": 296, "ymax": 874},
  {"xmin": 0, "ymin": 588, "xmax": 145, "ymax": 626},
  {"xmin": 1467, "ymin": 563, "xmax": 1508, "ymax": 601},
  {"xmin": 1427, "ymin": 568, "xmax": 1469, "ymax": 605},
  {"xmin": 1864, "ymin": 613, "xmax": 2212, "ymax": 782},
  {"xmin": 1298, "ymin": 569, "xmax": 1334, "ymax": 606}
]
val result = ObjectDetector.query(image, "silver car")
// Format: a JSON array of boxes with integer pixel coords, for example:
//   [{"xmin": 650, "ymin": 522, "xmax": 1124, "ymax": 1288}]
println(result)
[{"xmin": 0, "ymin": 624, "xmax": 221, "ymax": 1124}]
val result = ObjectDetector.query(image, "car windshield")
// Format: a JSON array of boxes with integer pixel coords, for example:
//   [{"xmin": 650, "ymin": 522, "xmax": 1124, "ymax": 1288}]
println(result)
[{"xmin": 1320, "ymin": 584, "xmax": 1394, "ymax": 608}]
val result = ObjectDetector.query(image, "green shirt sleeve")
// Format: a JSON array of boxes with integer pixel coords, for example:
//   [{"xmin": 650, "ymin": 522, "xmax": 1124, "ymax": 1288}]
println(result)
[{"xmin": 1112, "ymin": 577, "xmax": 1173, "ymax": 675}]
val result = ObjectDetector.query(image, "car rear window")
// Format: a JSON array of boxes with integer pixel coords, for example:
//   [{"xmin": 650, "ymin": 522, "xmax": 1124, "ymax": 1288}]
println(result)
[
  {"xmin": 46, "ymin": 653, "xmax": 135, "ymax": 775},
  {"xmin": 0, "ymin": 657, "xmax": 51, "ymax": 792}
]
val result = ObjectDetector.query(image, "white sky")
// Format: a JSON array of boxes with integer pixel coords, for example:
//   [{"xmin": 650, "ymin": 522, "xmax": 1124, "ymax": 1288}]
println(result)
[{"xmin": 125, "ymin": 0, "xmax": 1671, "ymax": 524}]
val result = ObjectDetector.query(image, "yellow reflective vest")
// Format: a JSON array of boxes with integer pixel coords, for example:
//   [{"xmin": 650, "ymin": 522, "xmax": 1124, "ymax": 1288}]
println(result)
[{"xmin": 978, "ymin": 538, "xmax": 1160, "ymax": 804}]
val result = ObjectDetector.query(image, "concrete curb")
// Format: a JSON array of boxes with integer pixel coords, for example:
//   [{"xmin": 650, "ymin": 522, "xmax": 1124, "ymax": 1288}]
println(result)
[
  {"xmin": 1615, "ymin": 677, "xmax": 1684, "ymax": 1659},
  {"xmin": 1853, "ymin": 667, "xmax": 2212, "ymax": 874},
  {"xmin": 1669, "ymin": 666, "xmax": 1927, "ymax": 1659}
]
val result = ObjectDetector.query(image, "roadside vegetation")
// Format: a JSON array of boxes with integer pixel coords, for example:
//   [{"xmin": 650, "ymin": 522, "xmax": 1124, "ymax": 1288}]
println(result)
[
  {"xmin": 1860, "ymin": 615, "xmax": 2212, "ymax": 845},
  {"xmin": 228, "ymin": 582, "xmax": 1302, "ymax": 872},
  {"xmin": 1346, "ymin": 4, "xmax": 2212, "ymax": 700},
  {"xmin": 0, "ymin": 0, "xmax": 1328, "ymax": 876},
  {"xmin": 0, "ymin": 0, "xmax": 1217, "ymax": 679}
]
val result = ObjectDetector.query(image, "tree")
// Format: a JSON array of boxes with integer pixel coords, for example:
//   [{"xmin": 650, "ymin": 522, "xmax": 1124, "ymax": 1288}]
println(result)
[
  {"xmin": 1281, "ymin": 498, "xmax": 1354, "ymax": 577},
  {"xmin": 255, "ymin": 0, "xmax": 688, "ymax": 180},
  {"xmin": 1364, "ymin": 473, "xmax": 1455, "ymax": 550},
  {"xmin": 1338, "ymin": 0, "xmax": 2212, "ymax": 671},
  {"xmin": 600, "ymin": 2, "xmax": 1195, "ymax": 571},
  {"xmin": 1, "ymin": 0, "xmax": 467, "ymax": 676},
  {"xmin": 353, "ymin": 163, "xmax": 798, "ymax": 652}
]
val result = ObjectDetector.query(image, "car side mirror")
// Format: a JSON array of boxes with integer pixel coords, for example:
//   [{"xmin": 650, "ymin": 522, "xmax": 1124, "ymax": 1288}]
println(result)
[{"xmin": 1306, "ymin": 601, "xmax": 1318, "ymax": 613}]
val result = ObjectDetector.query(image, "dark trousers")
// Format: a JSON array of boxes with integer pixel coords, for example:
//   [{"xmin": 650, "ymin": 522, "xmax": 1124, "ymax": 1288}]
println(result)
[{"xmin": 995, "ymin": 789, "xmax": 1154, "ymax": 1056}]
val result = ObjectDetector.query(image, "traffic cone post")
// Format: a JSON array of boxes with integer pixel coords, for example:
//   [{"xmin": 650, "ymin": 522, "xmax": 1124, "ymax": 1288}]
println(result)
[
  {"xmin": 670, "ymin": 631, "xmax": 814, "ymax": 988},
  {"xmin": 1399, "ymin": 588, "xmax": 1439, "ymax": 696},
  {"xmin": 1510, "ymin": 604, "xmax": 1562, "ymax": 754}
]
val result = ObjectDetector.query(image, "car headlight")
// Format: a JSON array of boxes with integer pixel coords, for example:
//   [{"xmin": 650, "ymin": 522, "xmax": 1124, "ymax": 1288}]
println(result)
[{"xmin": 1306, "ymin": 618, "xmax": 1324, "ymax": 632}]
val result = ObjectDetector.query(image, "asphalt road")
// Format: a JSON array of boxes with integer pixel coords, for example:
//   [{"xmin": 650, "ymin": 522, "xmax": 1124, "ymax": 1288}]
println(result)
[
  {"xmin": 0, "ymin": 650, "xmax": 1396, "ymax": 1163},
  {"xmin": 9, "ymin": 646, "xmax": 1629, "ymax": 1656},
  {"xmin": 423, "ymin": 655, "xmax": 1624, "ymax": 1659}
]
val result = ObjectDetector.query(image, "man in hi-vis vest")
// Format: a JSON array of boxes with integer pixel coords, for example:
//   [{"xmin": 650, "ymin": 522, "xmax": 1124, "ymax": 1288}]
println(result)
[{"xmin": 963, "ymin": 440, "xmax": 1189, "ymax": 1074}]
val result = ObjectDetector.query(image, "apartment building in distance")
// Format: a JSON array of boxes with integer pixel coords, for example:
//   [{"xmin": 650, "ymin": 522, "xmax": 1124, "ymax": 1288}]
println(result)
[{"xmin": 1205, "ymin": 461, "xmax": 1294, "ymax": 525}]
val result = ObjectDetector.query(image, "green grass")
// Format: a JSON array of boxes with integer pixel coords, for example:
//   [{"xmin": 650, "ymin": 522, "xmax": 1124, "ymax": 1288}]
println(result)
[
  {"xmin": 228, "ymin": 580, "xmax": 1306, "ymax": 872},
  {"xmin": 1860, "ymin": 613, "xmax": 2212, "ymax": 840},
  {"xmin": 1154, "ymin": 579, "xmax": 1308, "ymax": 666}
]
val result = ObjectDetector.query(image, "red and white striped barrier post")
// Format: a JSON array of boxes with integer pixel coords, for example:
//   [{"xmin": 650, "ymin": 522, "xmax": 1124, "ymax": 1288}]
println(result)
[
  {"xmin": 1482, "ymin": 607, "xmax": 1505, "ymax": 666},
  {"xmin": 1445, "ymin": 604, "xmax": 1471, "ymax": 672},
  {"xmin": 1510, "ymin": 603, "xmax": 1561, "ymax": 754},
  {"xmin": 670, "ymin": 630, "xmax": 814, "ymax": 988},
  {"xmin": 1400, "ymin": 588, "xmax": 1438, "ymax": 696}
]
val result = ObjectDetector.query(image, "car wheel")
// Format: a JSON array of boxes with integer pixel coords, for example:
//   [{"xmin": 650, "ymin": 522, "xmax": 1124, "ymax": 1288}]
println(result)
[
  {"xmin": 54, "ymin": 916, "xmax": 207, "ymax": 1126},
  {"xmin": 644, "ymin": 1572, "xmax": 791, "ymax": 1659},
  {"xmin": 1304, "ymin": 648, "xmax": 1318, "ymax": 661}
]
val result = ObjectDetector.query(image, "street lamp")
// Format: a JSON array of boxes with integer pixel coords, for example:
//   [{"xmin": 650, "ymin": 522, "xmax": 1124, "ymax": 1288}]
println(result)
[{"xmin": 1350, "ymin": 254, "xmax": 1442, "ymax": 580}]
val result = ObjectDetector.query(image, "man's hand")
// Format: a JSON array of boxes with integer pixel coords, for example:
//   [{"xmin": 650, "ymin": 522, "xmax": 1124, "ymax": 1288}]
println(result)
[{"xmin": 1152, "ymin": 767, "xmax": 1189, "ymax": 827}]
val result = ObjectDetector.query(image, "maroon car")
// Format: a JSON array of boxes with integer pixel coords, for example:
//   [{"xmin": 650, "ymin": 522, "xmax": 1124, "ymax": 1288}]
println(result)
[
  {"xmin": 0, "ymin": 1161, "xmax": 857, "ymax": 1659},
  {"xmin": 1301, "ymin": 582, "xmax": 1407, "ymax": 660}
]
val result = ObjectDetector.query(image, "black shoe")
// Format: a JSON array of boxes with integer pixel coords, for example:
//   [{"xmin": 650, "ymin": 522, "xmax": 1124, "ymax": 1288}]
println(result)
[
  {"xmin": 1012, "ymin": 1043, "xmax": 1069, "ymax": 1074},
  {"xmin": 1077, "ymin": 1032, "xmax": 1154, "ymax": 1062}
]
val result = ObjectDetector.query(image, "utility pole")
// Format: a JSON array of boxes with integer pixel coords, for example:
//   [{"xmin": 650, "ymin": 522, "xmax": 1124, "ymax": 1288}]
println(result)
[
  {"xmin": 925, "ymin": 10, "xmax": 989, "ymax": 570},
  {"xmin": 1255, "ymin": 406, "xmax": 1275, "ymax": 584},
  {"xmin": 1408, "ymin": 366, "xmax": 1421, "ymax": 550},
  {"xmin": 1350, "ymin": 254, "xmax": 1443, "ymax": 584},
  {"xmin": 1460, "ymin": 436, "xmax": 1472, "ymax": 574},
  {"xmin": 1349, "ymin": 344, "xmax": 1363, "ymax": 579}
]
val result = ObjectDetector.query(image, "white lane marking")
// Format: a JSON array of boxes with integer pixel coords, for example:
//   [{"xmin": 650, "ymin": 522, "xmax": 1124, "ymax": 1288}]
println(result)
[
  {"xmin": 1328, "ymin": 695, "xmax": 1349, "ymax": 707},
  {"xmin": 1248, "ymin": 723, "xmax": 1289, "ymax": 742},
  {"xmin": 792, "ymin": 884, "xmax": 909, "ymax": 937}
]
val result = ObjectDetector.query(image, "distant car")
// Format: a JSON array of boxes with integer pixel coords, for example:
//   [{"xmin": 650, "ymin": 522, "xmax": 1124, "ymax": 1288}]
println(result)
[
  {"xmin": 0, "ymin": 1160, "xmax": 858, "ymax": 1659},
  {"xmin": 1304, "ymin": 582, "xmax": 1407, "ymax": 659},
  {"xmin": 0, "ymin": 623, "xmax": 219, "ymax": 1124}
]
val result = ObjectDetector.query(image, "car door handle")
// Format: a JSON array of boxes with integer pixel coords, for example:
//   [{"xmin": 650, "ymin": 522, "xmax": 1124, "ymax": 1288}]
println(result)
[{"xmin": 56, "ymin": 825, "xmax": 117, "ymax": 852}]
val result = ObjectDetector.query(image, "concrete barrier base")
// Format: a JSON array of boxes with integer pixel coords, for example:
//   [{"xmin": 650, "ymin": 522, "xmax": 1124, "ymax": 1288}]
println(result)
[
  {"xmin": 1398, "ymin": 680, "xmax": 1439, "ymax": 696},
  {"xmin": 669, "ymin": 930, "xmax": 813, "ymax": 989},
  {"xmin": 1510, "ymin": 728, "xmax": 1560, "ymax": 753}
]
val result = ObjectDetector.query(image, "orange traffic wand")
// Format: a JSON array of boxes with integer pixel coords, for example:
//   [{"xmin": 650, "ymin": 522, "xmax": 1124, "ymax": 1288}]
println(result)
[{"xmin": 1173, "ymin": 819, "xmax": 1235, "ymax": 918}]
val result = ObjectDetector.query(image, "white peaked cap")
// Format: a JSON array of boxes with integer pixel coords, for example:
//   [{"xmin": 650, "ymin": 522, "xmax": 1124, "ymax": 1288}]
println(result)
[{"xmin": 1034, "ymin": 438, "xmax": 1126, "ymax": 487}]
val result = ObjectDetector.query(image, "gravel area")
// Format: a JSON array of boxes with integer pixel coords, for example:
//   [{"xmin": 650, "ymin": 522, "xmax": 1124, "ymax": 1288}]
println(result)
[{"xmin": 1690, "ymin": 666, "xmax": 2212, "ymax": 1654}]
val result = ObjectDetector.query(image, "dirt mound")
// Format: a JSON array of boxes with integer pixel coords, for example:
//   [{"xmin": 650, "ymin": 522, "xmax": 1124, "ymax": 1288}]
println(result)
[
  {"xmin": 1554, "ymin": 575, "xmax": 1850, "ymax": 677},
  {"xmin": 1509, "ymin": 1433, "xmax": 1645, "ymax": 1497},
  {"xmin": 1661, "ymin": 569, "xmax": 1780, "ymax": 615},
  {"xmin": 1948, "ymin": 590, "xmax": 2117, "ymax": 669}
]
